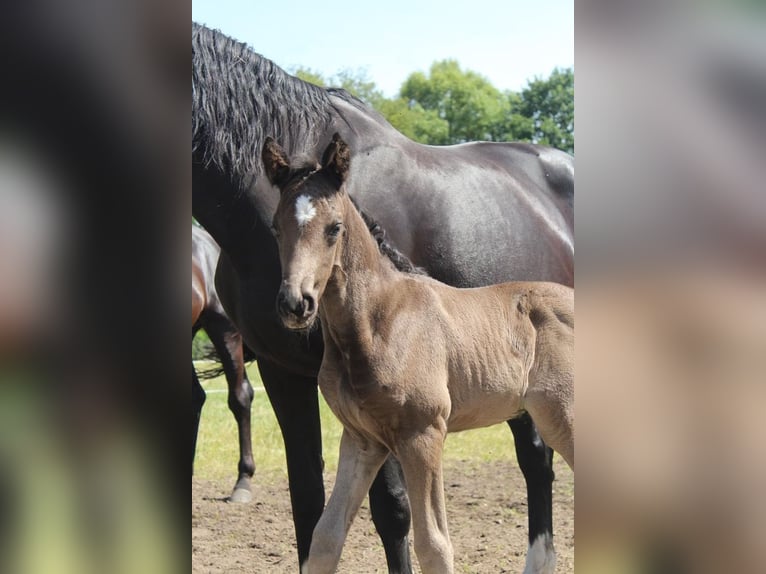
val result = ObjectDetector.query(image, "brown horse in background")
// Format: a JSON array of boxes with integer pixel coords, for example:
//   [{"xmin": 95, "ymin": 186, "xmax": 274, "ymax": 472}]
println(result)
[
  {"xmin": 192, "ymin": 224, "xmax": 255, "ymax": 503},
  {"xmin": 263, "ymin": 135, "xmax": 574, "ymax": 573}
]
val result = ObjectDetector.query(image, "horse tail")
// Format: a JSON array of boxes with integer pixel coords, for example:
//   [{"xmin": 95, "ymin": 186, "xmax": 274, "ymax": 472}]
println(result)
[
  {"xmin": 193, "ymin": 341, "xmax": 257, "ymax": 382},
  {"xmin": 194, "ymin": 342, "xmax": 226, "ymax": 381}
]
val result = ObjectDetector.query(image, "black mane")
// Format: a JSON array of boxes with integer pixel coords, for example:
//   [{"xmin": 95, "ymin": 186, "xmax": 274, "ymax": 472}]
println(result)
[
  {"xmin": 192, "ymin": 23, "xmax": 328, "ymax": 176},
  {"xmin": 192, "ymin": 23, "xmax": 385, "ymax": 179},
  {"xmin": 350, "ymin": 197, "xmax": 427, "ymax": 276}
]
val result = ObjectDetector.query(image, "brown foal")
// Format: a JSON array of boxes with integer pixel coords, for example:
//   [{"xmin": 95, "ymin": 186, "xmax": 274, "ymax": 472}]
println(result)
[{"xmin": 263, "ymin": 134, "xmax": 574, "ymax": 574}]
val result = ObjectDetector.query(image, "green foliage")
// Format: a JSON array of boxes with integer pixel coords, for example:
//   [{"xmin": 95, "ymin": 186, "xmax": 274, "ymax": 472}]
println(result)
[
  {"xmin": 376, "ymin": 98, "xmax": 449, "ymax": 144},
  {"xmin": 293, "ymin": 67, "xmax": 326, "ymax": 88},
  {"xmin": 192, "ymin": 330, "xmax": 212, "ymax": 361},
  {"xmin": 400, "ymin": 60, "xmax": 510, "ymax": 144},
  {"xmin": 333, "ymin": 68, "xmax": 385, "ymax": 107},
  {"xmin": 292, "ymin": 62, "xmax": 574, "ymax": 152},
  {"xmin": 518, "ymin": 67, "xmax": 574, "ymax": 153},
  {"xmin": 294, "ymin": 67, "xmax": 384, "ymax": 107}
]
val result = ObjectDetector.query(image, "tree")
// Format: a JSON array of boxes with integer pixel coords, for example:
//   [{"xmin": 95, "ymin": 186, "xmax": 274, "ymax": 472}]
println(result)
[
  {"xmin": 376, "ymin": 98, "xmax": 449, "ymax": 144},
  {"xmin": 333, "ymin": 68, "xmax": 385, "ymax": 108},
  {"xmin": 293, "ymin": 66, "xmax": 448, "ymax": 144},
  {"xmin": 292, "ymin": 62, "xmax": 574, "ymax": 152},
  {"xmin": 294, "ymin": 67, "xmax": 383, "ymax": 106},
  {"xmin": 518, "ymin": 67, "xmax": 574, "ymax": 153},
  {"xmin": 293, "ymin": 67, "xmax": 327, "ymax": 88},
  {"xmin": 400, "ymin": 60, "xmax": 510, "ymax": 144}
]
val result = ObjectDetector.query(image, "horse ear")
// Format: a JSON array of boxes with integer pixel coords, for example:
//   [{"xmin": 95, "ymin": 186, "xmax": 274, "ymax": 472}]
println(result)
[
  {"xmin": 320, "ymin": 133, "xmax": 350, "ymax": 188},
  {"xmin": 262, "ymin": 137, "xmax": 291, "ymax": 189}
]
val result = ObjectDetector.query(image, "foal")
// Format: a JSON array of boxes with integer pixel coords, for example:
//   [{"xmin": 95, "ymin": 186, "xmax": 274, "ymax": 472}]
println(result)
[{"xmin": 263, "ymin": 134, "xmax": 574, "ymax": 574}]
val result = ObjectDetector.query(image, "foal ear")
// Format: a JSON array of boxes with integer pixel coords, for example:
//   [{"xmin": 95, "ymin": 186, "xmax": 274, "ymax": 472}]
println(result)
[
  {"xmin": 320, "ymin": 133, "xmax": 350, "ymax": 188},
  {"xmin": 262, "ymin": 137, "xmax": 291, "ymax": 189}
]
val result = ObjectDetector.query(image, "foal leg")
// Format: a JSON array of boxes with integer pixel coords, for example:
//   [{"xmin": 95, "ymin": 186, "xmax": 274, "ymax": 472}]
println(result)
[
  {"xmin": 396, "ymin": 423, "xmax": 453, "ymax": 574},
  {"xmin": 526, "ymin": 322, "xmax": 575, "ymax": 471},
  {"xmin": 206, "ymin": 313, "xmax": 255, "ymax": 503},
  {"xmin": 192, "ymin": 359, "xmax": 206, "ymax": 475},
  {"xmin": 508, "ymin": 414, "xmax": 557, "ymax": 574},
  {"xmin": 524, "ymin": 389, "xmax": 574, "ymax": 471},
  {"xmin": 258, "ymin": 359, "xmax": 325, "ymax": 570},
  {"xmin": 307, "ymin": 430, "xmax": 388, "ymax": 574},
  {"xmin": 369, "ymin": 455, "xmax": 413, "ymax": 574}
]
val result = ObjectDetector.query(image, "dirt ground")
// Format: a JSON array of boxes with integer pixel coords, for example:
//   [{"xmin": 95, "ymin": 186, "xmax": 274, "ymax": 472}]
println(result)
[{"xmin": 192, "ymin": 457, "xmax": 573, "ymax": 573}]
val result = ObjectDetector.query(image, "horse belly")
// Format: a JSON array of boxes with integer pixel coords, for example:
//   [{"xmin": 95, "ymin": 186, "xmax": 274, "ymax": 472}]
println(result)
[
  {"xmin": 446, "ymin": 373, "xmax": 526, "ymax": 433},
  {"xmin": 447, "ymin": 395, "xmax": 524, "ymax": 432}
]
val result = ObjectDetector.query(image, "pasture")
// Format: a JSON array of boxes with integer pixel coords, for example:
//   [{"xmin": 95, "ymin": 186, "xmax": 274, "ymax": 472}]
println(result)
[{"xmin": 192, "ymin": 361, "xmax": 574, "ymax": 573}]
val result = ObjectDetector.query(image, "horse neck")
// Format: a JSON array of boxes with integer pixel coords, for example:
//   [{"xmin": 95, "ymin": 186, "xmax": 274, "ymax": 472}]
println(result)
[
  {"xmin": 192, "ymin": 161, "xmax": 277, "ymax": 267},
  {"xmin": 321, "ymin": 197, "xmax": 395, "ymax": 338}
]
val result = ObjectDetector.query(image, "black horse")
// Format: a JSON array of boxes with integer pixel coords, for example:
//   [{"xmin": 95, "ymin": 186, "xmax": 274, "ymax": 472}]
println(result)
[
  {"xmin": 192, "ymin": 224, "xmax": 255, "ymax": 503},
  {"xmin": 192, "ymin": 22, "xmax": 573, "ymax": 574}
]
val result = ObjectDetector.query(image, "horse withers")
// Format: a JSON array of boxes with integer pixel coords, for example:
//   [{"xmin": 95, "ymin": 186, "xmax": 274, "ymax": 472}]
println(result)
[
  {"xmin": 263, "ymin": 135, "xmax": 574, "ymax": 573},
  {"xmin": 192, "ymin": 225, "xmax": 255, "ymax": 503}
]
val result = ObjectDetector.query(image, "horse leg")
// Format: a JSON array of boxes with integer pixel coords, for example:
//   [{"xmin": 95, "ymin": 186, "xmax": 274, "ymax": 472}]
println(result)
[
  {"xmin": 257, "ymin": 358, "xmax": 325, "ymax": 570},
  {"xmin": 508, "ymin": 414, "xmax": 557, "ymax": 574},
  {"xmin": 369, "ymin": 456, "xmax": 413, "ymax": 574},
  {"xmin": 206, "ymin": 313, "xmax": 255, "ymax": 503},
  {"xmin": 396, "ymin": 423, "xmax": 452, "ymax": 574},
  {"xmin": 192, "ymin": 359, "xmax": 206, "ymax": 476},
  {"xmin": 307, "ymin": 429, "xmax": 388, "ymax": 573}
]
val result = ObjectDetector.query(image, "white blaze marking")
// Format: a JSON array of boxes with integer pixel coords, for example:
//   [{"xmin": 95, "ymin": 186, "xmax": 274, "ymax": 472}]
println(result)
[{"xmin": 295, "ymin": 194, "xmax": 316, "ymax": 227}]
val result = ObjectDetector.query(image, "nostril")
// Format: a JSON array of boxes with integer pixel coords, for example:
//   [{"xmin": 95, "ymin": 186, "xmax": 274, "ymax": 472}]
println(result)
[
  {"xmin": 276, "ymin": 291, "xmax": 290, "ymax": 316},
  {"xmin": 302, "ymin": 294, "xmax": 315, "ymax": 315},
  {"xmin": 276, "ymin": 289, "xmax": 314, "ymax": 320}
]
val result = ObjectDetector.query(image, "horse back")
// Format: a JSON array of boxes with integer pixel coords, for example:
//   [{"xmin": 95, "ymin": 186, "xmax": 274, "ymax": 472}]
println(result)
[
  {"xmin": 347, "ymin": 142, "xmax": 574, "ymax": 288},
  {"xmin": 464, "ymin": 142, "xmax": 573, "ymax": 233}
]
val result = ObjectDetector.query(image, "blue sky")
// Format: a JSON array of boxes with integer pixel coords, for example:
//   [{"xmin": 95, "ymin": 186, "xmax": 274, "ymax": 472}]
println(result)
[{"xmin": 192, "ymin": 0, "xmax": 573, "ymax": 97}]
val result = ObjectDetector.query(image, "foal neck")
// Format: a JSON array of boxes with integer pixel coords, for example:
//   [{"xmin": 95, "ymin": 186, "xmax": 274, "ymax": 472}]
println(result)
[{"xmin": 321, "ymin": 195, "xmax": 397, "ymax": 334}]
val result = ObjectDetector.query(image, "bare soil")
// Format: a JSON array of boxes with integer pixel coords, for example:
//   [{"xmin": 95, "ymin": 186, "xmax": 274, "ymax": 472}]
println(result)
[{"xmin": 193, "ymin": 457, "xmax": 573, "ymax": 573}]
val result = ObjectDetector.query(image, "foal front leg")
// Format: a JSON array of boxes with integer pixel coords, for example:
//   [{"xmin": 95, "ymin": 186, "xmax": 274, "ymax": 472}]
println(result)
[
  {"xmin": 396, "ymin": 423, "xmax": 453, "ymax": 574},
  {"xmin": 307, "ymin": 429, "xmax": 388, "ymax": 574}
]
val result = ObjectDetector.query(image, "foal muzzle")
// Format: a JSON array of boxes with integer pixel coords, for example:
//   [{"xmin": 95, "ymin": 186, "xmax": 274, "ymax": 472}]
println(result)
[{"xmin": 276, "ymin": 286, "xmax": 316, "ymax": 329}]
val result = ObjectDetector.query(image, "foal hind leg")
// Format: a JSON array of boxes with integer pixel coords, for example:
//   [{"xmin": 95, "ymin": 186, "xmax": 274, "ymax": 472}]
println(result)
[
  {"xmin": 525, "ymin": 317, "xmax": 574, "ymax": 470},
  {"xmin": 396, "ymin": 423, "xmax": 453, "ymax": 574},
  {"xmin": 369, "ymin": 455, "xmax": 413, "ymax": 574},
  {"xmin": 523, "ymin": 373, "xmax": 574, "ymax": 471},
  {"xmin": 307, "ymin": 429, "xmax": 388, "ymax": 573},
  {"xmin": 206, "ymin": 313, "xmax": 255, "ymax": 503},
  {"xmin": 508, "ymin": 415, "xmax": 557, "ymax": 574}
]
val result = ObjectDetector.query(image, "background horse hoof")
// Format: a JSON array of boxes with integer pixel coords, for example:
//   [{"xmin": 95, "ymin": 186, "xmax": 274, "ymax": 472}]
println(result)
[
  {"xmin": 228, "ymin": 487, "xmax": 252, "ymax": 504},
  {"xmin": 522, "ymin": 533, "xmax": 556, "ymax": 574}
]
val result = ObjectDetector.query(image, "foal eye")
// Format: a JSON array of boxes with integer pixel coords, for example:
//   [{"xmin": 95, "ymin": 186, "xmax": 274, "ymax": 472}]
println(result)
[{"xmin": 326, "ymin": 222, "xmax": 342, "ymax": 238}]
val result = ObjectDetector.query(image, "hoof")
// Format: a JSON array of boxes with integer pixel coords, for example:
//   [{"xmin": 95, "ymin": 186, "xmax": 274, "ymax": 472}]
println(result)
[
  {"xmin": 523, "ymin": 533, "xmax": 556, "ymax": 574},
  {"xmin": 228, "ymin": 487, "xmax": 252, "ymax": 504}
]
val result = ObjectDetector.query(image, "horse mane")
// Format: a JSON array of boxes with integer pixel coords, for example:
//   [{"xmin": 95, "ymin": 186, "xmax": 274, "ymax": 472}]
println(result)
[
  {"xmin": 192, "ymin": 23, "xmax": 332, "ymax": 175},
  {"xmin": 192, "ymin": 23, "xmax": 380, "ymax": 178},
  {"xmin": 349, "ymin": 197, "xmax": 427, "ymax": 276}
]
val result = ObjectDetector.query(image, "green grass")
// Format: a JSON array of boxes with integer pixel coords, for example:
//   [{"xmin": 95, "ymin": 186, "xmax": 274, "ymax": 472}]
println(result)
[{"xmin": 194, "ymin": 362, "xmax": 517, "ymax": 482}]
